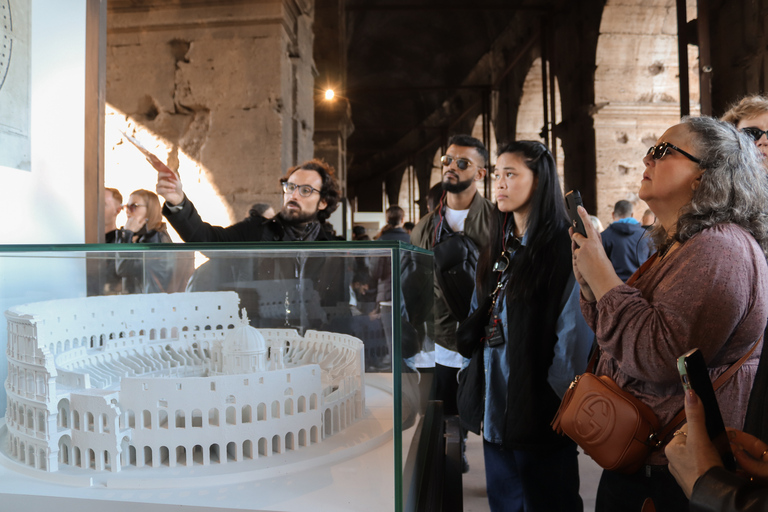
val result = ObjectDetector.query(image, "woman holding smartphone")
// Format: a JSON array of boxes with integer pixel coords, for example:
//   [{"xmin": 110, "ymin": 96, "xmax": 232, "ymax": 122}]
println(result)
[
  {"xmin": 457, "ymin": 141, "xmax": 593, "ymax": 512},
  {"xmin": 571, "ymin": 116, "xmax": 768, "ymax": 511}
]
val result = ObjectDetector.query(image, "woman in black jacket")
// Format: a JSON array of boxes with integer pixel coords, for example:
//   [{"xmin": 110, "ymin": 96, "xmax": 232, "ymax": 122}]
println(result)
[
  {"xmin": 457, "ymin": 141, "xmax": 592, "ymax": 512},
  {"xmin": 115, "ymin": 189, "xmax": 175, "ymax": 294}
]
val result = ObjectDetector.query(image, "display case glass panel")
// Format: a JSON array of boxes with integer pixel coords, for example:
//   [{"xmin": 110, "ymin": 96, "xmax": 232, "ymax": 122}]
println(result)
[{"xmin": 0, "ymin": 241, "xmax": 434, "ymax": 512}]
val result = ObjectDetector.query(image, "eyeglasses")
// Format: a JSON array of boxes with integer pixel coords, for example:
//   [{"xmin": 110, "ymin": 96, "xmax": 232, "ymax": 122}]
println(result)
[
  {"xmin": 646, "ymin": 142, "xmax": 701, "ymax": 165},
  {"xmin": 124, "ymin": 203, "xmax": 146, "ymax": 212},
  {"xmin": 741, "ymin": 127, "xmax": 768, "ymax": 142},
  {"xmin": 281, "ymin": 181, "xmax": 321, "ymax": 197},
  {"xmin": 441, "ymin": 155, "xmax": 473, "ymax": 171}
]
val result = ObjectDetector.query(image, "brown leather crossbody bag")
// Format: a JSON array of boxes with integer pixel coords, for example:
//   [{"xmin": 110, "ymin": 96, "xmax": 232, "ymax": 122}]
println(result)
[{"xmin": 551, "ymin": 340, "xmax": 759, "ymax": 474}]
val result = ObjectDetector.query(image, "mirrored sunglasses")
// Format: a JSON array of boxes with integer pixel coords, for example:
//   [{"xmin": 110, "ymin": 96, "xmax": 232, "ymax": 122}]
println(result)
[{"xmin": 440, "ymin": 155, "xmax": 472, "ymax": 171}]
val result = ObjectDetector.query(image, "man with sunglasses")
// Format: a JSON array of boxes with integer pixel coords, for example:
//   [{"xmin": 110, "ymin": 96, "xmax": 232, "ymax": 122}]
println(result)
[
  {"xmin": 154, "ymin": 157, "xmax": 340, "ymax": 242},
  {"xmin": 410, "ymin": 134, "xmax": 494, "ymax": 471}
]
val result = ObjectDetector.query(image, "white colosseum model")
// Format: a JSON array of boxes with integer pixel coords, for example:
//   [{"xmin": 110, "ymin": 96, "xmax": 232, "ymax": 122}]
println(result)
[{"xmin": 4, "ymin": 291, "xmax": 365, "ymax": 474}]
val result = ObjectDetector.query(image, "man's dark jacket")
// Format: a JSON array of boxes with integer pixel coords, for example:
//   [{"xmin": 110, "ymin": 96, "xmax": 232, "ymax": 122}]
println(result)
[
  {"xmin": 162, "ymin": 197, "xmax": 335, "ymax": 243},
  {"xmin": 163, "ymin": 197, "xmax": 343, "ymax": 329}
]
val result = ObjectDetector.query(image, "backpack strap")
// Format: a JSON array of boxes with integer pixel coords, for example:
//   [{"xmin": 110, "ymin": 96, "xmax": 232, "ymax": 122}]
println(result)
[{"xmin": 432, "ymin": 192, "xmax": 450, "ymax": 245}]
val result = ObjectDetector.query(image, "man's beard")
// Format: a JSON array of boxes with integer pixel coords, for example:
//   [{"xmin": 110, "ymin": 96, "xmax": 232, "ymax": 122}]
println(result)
[
  {"xmin": 279, "ymin": 202, "xmax": 318, "ymax": 225},
  {"xmin": 442, "ymin": 175, "xmax": 474, "ymax": 194}
]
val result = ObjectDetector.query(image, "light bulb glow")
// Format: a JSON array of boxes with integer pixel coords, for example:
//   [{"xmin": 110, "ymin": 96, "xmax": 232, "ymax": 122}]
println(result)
[{"xmin": 324, "ymin": 89, "xmax": 335, "ymax": 100}]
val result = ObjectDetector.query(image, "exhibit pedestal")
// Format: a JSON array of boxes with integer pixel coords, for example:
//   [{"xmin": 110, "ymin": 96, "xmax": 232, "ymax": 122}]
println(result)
[{"xmin": 0, "ymin": 374, "xmax": 415, "ymax": 512}]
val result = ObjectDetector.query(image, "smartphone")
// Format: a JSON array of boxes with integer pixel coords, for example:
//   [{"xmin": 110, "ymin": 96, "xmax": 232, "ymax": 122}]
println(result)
[
  {"xmin": 565, "ymin": 190, "xmax": 588, "ymax": 238},
  {"xmin": 677, "ymin": 348, "xmax": 736, "ymax": 471}
]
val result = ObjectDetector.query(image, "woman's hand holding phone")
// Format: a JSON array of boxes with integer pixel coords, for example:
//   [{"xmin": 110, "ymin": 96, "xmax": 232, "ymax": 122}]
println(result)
[
  {"xmin": 665, "ymin": 390, "xmax": 726, "ymax": 498},
  {"xmin": 567, "ymin": 193, "xmax": 622, "ymax": 302}
]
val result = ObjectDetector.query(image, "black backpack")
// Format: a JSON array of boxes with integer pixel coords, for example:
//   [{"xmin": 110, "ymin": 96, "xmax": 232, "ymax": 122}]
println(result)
[{"xmin": 432, "ymin": 217, "xmax": 479, "ymax": 322}]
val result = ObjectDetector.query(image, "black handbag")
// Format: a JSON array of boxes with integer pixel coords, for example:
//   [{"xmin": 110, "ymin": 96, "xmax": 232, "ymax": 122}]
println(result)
[
  {"xmin": 456, "ymin": 295, "xmax": 493, "ymax": 358},
  {"xmin": 432, "ymin": 222, "xmax": 480, "ymax": 322}
]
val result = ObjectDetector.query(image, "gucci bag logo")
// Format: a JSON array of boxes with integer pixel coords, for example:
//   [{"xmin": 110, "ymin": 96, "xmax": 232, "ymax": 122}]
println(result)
[
  {"xmin": 574, "ymin": 392, "xmax": 615, "ymax": 445},
  {"xmin": 551, "ymin": 373, "xmax": 661, "ymax": 473}
]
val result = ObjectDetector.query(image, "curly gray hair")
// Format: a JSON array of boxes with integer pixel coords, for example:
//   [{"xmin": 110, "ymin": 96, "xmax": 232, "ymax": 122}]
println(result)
[{"xmin": 650, "ymin": 116, "xmax": 768, "ymax": 259}]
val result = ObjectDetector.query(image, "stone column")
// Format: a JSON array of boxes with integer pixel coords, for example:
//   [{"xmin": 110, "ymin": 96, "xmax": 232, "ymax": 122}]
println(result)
[
  {"xmin": 592, "ymin": 0, "xmax": 700, "ymax": 225},
  {"xmin": 106, "ymin": 0, "xmax": 315, "ymax": 224}
]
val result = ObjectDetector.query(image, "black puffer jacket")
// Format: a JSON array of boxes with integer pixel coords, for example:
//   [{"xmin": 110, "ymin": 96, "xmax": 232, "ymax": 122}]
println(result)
[{"xmin": 457, "ymin": 224, "xmax": 575, "ymax": 450}]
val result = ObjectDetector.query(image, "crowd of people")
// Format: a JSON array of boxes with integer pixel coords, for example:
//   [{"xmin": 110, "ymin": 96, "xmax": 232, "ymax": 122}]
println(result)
[{"xmin": 96, "ymin": 94, "xmax": 768, "ymax": 512}]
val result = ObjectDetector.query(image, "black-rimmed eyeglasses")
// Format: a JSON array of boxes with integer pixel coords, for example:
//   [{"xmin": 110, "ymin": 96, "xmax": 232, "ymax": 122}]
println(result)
[
  {"xmin": 125, "ymin": 203, "xmax": 146, "ymax": 213},
  {"xmin": 646, "ymin": 142, "xmax": 701, "ymax": 165},
  {"xmin": 441, "ymin": 155, "xmax": 473, "ymax": 171},
  {"xmin": 741, "ymin": 127, "xmax": 768, "ymax": 142},
  {"xmin": 281, "ymin": 182, "xmax": 321, "ymax": 197}
]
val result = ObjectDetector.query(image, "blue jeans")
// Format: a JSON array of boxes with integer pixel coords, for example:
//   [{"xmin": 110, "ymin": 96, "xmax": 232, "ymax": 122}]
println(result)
[{"xmin": 483, "ymin": 439, "xmax": 583, "ymax": 512}]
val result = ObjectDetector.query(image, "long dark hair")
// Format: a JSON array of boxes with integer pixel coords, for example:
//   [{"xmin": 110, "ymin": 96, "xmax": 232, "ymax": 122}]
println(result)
[{"xmin": 477, "ymin": 141, "xmax": 569, "ymax": 301}]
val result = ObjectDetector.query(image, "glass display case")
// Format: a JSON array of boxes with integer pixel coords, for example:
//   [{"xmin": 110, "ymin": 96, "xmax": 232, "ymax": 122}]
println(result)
[{"xmin": 0, "ymin": 241, "xmax": 435, "ymax": 512}]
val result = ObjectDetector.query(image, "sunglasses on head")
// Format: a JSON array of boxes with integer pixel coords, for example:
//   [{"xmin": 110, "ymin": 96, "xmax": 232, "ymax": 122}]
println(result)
[
  {"xmin": 441, "ymin": 154, "xmax": 473, "ymax": 171},
  {"xmin": 646, "ymin": 142, "xmax": 701, "ymax": 165},
  {"xmin": 125, "ymin": 203, "xmax": 146, "ymax": 213},
  {"xmin": 741, "ymin": 127, "xmax": 768, "ymax": 142}
]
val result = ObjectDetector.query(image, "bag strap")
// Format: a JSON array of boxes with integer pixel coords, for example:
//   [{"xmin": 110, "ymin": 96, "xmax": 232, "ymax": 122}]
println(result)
[
  {"xmin": 433, "ymin": 193, "xmax": 451, "ymax": 245},
  {"xmin": 626, "ymin": 253, "xmax": 658, "ymax": 287},
  {"xmin": 657, "ymin": 336, "xmax": 763, "ymax": 442}
]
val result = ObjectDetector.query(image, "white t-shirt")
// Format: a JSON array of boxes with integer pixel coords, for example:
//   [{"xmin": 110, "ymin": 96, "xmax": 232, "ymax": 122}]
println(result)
[{"xmin": 444, "ymin": 207, "xmax": 469, "ymax": 234}]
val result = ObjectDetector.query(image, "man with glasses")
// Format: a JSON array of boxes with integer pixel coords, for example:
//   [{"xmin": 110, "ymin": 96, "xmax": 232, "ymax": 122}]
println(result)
[
  {"xmin": 410, "ymin": 134, "xmax": 494, "ymax": 471},
  {"xmin": 154, "ymin": 158, "xmax": 340, "ymax": 242},
  {"xmin": 153, "ymin": 157, "xmax": 344, "ymax": 330}
]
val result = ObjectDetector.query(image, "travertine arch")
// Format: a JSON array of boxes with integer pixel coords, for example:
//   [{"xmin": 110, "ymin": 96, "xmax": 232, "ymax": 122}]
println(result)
[
  {"xmin": 592, "ymin": 0, "xmax": 700, "ymax": 226},
  {"xmin": 514, "ymin": 57, "xmax": 565, "ymax": 196}
]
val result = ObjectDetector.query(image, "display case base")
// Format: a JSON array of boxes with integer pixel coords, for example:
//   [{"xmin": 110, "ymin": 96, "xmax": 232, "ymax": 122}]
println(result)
[{"xmin": 0, "ymin": 374, "xmax": 412, "ymax": 511}]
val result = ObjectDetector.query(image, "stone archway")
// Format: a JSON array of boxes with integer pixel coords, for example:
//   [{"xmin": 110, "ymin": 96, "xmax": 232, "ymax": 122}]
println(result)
[
  {"xmin": 592, "ymin": 0, "xmax": 700, "ymax": 226},
  {"xmin": 515, "ymin": 57, "xmax": 565, "ymax": 193},
  {"xmin": 470, "ymin": 114, "xmax": 497, "ymax": 199}
]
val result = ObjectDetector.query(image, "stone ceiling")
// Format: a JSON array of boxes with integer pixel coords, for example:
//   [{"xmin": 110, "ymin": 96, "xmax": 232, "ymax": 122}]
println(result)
[{"xmin": 343, "ymin": 1, "xmax": 546, "ymax": 194}]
